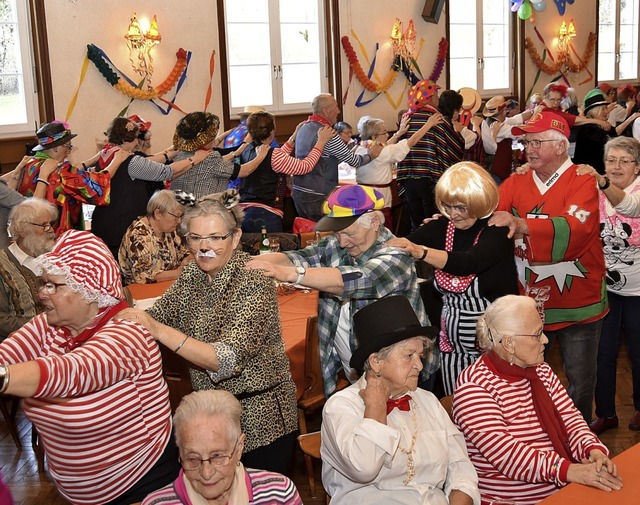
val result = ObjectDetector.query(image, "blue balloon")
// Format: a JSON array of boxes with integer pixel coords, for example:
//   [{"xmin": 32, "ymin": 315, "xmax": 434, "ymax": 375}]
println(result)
[{"xmin": 532, "ymin": 0, "xmax": 547, "ymax": 11}]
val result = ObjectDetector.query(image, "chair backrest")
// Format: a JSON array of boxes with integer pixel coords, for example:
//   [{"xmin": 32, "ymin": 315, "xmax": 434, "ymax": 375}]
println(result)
[
  {"xmin": 159, "ymin": 344, "xmax": 193, "ymax": 414},
  {"xmin": 299, "ymin": 315, "xmax": 325, "ymax": 409},
  {"xmin": 297, "ymin": 431, "xmax": 321, "ymax": 459},
  {"xmin": 439, "ymin": 394, "xmax": 454, "ymax": 421}
]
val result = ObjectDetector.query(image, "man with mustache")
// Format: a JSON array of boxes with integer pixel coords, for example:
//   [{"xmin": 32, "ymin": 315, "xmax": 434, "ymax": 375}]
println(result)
[{"xmin": 0, "ymin": 199, "xmax": 57, "ymax": 340}]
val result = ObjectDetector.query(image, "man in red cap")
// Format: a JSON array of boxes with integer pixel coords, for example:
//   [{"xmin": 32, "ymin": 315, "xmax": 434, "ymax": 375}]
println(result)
[
  {"xmin": 488, "ymin": 111, "xmax": 608, "ymax": 422},
  {"xmin": 396, "ymin": 80, "xmax": 465, "ymax": 227}
]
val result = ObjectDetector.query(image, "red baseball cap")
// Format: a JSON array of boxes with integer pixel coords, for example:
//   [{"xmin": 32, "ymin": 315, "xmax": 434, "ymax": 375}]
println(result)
[{"xmin": 511, "ymin": 111, "xmax": 570, "ymax": 138}]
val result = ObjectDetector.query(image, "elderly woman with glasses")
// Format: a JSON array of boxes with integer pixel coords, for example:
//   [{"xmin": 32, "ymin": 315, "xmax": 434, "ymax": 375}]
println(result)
[
  {"xmin": 142, "ymin": 389, "xmax": 301, "ymax": 504},
  {"xmin": 388, "ymin": 162, "xmax": 519, "ymax": 395},
  {"xmin": 118, "ymin": 190, "xmax": 191, "ymax": 285},
  {"xmin": 117, "ymin": 190, "xmax": 298, "ymax": 474},
  {"xmin": 8, "ymin": 121, "xmax": 129, "ymax": 233},
  {"xmin": 0, "ymin": 230, "xmax": 177, "ymax": 504},
  {"xmin": 453, "ymin": 295, "xmax": 623, "ymax": 505},
  {"xmin": 575, "ymin": 137, "xmax": 640, "ymax": 436}
]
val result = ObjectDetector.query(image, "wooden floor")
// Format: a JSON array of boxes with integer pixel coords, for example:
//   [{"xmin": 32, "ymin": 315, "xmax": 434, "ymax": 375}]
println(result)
[{"xmin": 2, "ymin": 342, "xmax": 638, "ymax": 504}]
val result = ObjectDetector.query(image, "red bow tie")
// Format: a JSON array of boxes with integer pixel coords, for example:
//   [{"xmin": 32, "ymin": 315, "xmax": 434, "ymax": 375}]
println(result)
[{"xmin": 386, "ymin": 395, "xmax": 412, "ymax": 415}]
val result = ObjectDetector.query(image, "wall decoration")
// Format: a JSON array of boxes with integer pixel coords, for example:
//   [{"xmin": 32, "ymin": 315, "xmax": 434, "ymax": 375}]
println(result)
[{"xmin": 554, "ymin": 0, "xmax": 574, "ymax": 16}]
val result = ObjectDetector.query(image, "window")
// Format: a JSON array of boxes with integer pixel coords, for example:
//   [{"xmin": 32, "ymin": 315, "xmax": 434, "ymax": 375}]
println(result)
[
  {"xmin": 223, "ymin": 0, "xmax": 327, "ymax": 115},
  {"xmin": 598, "ymin": 0, "xmax": 639, "ymax": 81},
  {"xmin": 448, "ymin": 0, "xmax": 513, "ymax": 95},
  {"xmin": 0, "ymin": 0, "xmax": 39, "ymax": 136}
]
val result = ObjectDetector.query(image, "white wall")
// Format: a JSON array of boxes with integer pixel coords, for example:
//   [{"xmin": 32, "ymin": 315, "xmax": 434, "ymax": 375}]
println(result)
[
  {"xmin": 338, "ymin": 0, "xmax": 447, "ymax": 132},
  {"xmin": 45, "ymin": 0, "xmax": 221, "ymax": 161},
  {"xmin": 43, "ymin": 0, "xmax": 604, "ymax": 162}
]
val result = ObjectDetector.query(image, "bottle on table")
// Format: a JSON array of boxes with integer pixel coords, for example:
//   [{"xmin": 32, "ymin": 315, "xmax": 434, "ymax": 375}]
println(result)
[{"xmin": 259, "ymin": 226, "xmax": 270, "ymax": 255}]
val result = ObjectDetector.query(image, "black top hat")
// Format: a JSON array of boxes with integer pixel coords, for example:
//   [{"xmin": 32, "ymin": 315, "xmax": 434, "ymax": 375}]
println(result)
[
  {"xmin": 32, "ymin": 121, "xmax": 77, "ymax": 152},
  {"xmin": 349, "ymin": 295, "xmax": 437, "ymax": 373}
]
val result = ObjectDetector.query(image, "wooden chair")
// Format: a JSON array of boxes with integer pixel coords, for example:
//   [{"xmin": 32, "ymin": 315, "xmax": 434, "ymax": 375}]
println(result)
[
  {"xmin": 440, "ymin": 394, "xmax": 454, "ymax": 421},
  {"xmin": 297, "ymin": 431, "xmax": 330, "ymax": 504},
  {"xmin": 297, "ymin": 315, "xmax": 348, "ymax": 496},
  {"xmin": 0, "ymin": 395, "xmax": 21, "ymax": 449},
  {"xmin": 159, "ymin": 345, "xmax": 193, "ymax": 414}
]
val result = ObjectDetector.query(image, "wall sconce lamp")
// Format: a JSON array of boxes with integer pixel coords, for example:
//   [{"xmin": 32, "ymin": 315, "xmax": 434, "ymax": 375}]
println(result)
[
  {"xmin": 557, "ymin": 20, "xmax": 576, "ymax": 56},
  {"xmin": 390, "ymin": 18, "xmax": 416, "ymax": 66},
  {"xmin": 124, "ymin": 13, "xmax": 162, "ymax": 84}
]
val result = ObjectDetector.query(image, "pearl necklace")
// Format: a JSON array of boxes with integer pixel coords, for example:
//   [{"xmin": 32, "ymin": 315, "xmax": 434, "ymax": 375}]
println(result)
[{"xmin": 396, "ymin": 399, "xmax": 418, "ymax": 485}]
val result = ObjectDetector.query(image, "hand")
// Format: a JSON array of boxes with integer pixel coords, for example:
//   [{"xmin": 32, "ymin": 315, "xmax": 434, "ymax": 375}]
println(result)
[
  {"xmin": 114, "ymin": 148, "xmax": 132, "ymax": 163},
  {"xmin": 192, "ymin": 149, "xmax": 211, "ymax": 164},
  {"xmin": 575, "ymin": 164, "xmax": 598, "ymax": 177},
  {"xmin": 114, "ymin": 308, "xmax": 159, "ymax": 337},
  {"xmin": 255, "ymin": 144, "xmax": 270, "ymax": 159},
  {"xmin": 470, "ymin": 115, "xmax": 483, "ymax": 130},
  {"xmin": 566, "ymin": 460, "xmax": 622, "ymax": 492},
  {"xmin": 397, "ymin": 114, "xmax": 411, "ymax": 136},
  {"xmin": 359, "ymin": 372, "xmax": 390, "ymax": 423},
  {"xmin": 422, "ymin": 213, "xmax": 442, "ymax": 225},
  {"xmin": 37, "ymin": 159, "xmax": 58, "ymax": 180},
  {"xmin": 245, "ymin": 259, "xmax": 296, "ymax": 283},
  {"xmin": 514, "ymin": 162, "xmax": 530, "ymax": 175},
  {"xmin": 488, "ymin": 211, "xmax": 524, "ymax": 239},
  {"xmin": 588, "ymin": 449, "xmax": 618, "ymax": 475},
  {"xmin": 317, "ymin": 126, "xmax": 335, "ymax": 143},
  {"xmin": 426, "ymin": 112, "xmax": 445, "ymax": 130},
  {"xmin": 368, "ymin": 142, "xmax": 384, "ymax": 159},
  {"xmin": 386, "ymin": 237, "xmax": 422, "ymax": 260},
  {"xmin": 597, "ymin": 119, "xmax": 612, "ymax": 131}
]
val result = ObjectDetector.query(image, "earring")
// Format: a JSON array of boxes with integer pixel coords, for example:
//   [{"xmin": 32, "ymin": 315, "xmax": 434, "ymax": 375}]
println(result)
[{"xmin": 509, "ymin": 352, "xmax": 515, "ymax": 366}]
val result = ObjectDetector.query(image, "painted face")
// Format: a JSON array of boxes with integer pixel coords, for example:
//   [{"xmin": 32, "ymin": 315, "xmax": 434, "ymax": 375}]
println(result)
[
  {"xmin": 179, "ymin": 414, "xmax": 244, "ymax": 502},
  {"xmin": 186, "ymin": 215, "xmax": 240, "ymax": 278},
  {"xmin": 37, "ymin": 273, "xmax": 95, "ymax": 331},
  {"xmin": 605, "ymin": 147, "xmax": 639, "ymax": 190},
  {"xmin": 504, "ymin": 305, "xmax": 548, "ymax": 368},
  {"xmin": 440, "ymin": 202, "xmax": 477, "ymax": 230},
  {"xmin": 335, "ymin": 219, "xmax": 379, "ymax": 258},
  {"xmin": 376, "ymin": 337, "xmax": 425, "ymax": 397}
]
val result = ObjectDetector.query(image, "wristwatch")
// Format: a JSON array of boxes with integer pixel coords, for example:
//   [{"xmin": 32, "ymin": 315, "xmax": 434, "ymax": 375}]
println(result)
[
  {"xmin": 598, "ymin": 176, "xmax": 611, "ymax": 191},
  {"xmin": 295, "ymin": 266, "xmax": 306, "ymax": 285},
  {"xmin": 0, "ymin": 365, "xmax": 9, "ymax": 394}
]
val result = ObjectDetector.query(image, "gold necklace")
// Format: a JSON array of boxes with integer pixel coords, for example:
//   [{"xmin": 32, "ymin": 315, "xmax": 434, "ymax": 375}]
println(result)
[{"xmin": 397, "ymin": 399, "xmax": 418, "ymax": 485}]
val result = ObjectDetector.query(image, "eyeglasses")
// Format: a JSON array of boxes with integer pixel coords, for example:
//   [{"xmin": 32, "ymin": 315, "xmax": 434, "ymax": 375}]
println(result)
[
  {"xmin": 515, "ymin": 328, "xmax": 545, "ymax": 342},
  {"xmin": 186, "ymin": 231, "xmax": 234, "ymax": 245},
  {"xmin": 36, "ymin": 279, "xmax": 67, "ymax": 295},
  {"xmin": 28, "ymin": 221, "xmax": 56, "ymax": 232},
  {"xmin": 374, "ymin": 131, "xmax": 389, "ymax": 137},
  {"xmin": 64, "ymin": 143, "xmax": 74, "ymax": 151},
  {"xmin": 441, "ymin": 202, "xmax": 468, "ymax": 214},
  {"xmin": 522, "ymin": 139, "xmax": 558, "ymax": 150},
  {"xmin": 605, "ymin": 157, "xmax": 636, "ymax": 168},
  {"xmin": 180, "ymin": 438, "xmax": 239, "ymax": 471},
  {"xmin": 546, "ymin": 98, "xmax": 562, "ymax": 103},
  {"xmin": 167, "ymin": 211, "xmax": 184, "ymax": 220}
]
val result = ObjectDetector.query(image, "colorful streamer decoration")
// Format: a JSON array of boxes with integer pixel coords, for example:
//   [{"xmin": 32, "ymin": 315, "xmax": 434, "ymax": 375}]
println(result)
[
  {"xmin": 86, "ymin": 44, "xmax": 190, "ymax": 102},
  {"xmin": 341, "ymin": 36, "xmax": 400, "ymax": 94},
  {"xmin": 524, "ymin": 32, "xmax": 596, "ymax": 75}
]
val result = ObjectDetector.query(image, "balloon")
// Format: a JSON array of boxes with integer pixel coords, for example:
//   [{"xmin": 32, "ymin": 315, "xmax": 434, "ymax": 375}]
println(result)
[
  {"xmin": 518, "ymin": 1, "xmax": 533, "ymax": 19},
  {"xmin": 532, "ymin": 0, "xmax": 546, "ymax": 11},
  {"xmin": 511, "ymin": 0, "xmax": 524, "ymax": 12},
  {"xmin": 530, "ymin": 0, "xmax": 544, "ymax": 4}
]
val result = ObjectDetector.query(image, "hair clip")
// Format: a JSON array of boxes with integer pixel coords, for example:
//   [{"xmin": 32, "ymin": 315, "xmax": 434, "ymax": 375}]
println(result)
[
  {"xmin": 126, "ymin": 121, "xmax": 137, "ymax": 131},
  {"xmin": 198, "ymin": 189, "xmax": 240, "ymax": 209},
  {"xmin": 174, "ymin": 190, "xmax": 197, "ymax": 207}
]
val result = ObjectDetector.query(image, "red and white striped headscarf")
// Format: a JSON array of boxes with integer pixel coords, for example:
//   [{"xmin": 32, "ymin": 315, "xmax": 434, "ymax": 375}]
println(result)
[{"xmin": 36, "ymin": 230, "xmax": 123, "ymax": 307}]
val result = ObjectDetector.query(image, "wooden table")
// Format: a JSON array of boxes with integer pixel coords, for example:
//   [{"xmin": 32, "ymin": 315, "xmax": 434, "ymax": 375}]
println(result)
[
  {"xmin": 127, "ymin": 281, "xmax": 318, "ymax": 400},
  {"xmin": 538, "ymin": 442, "xmax": 640, "ymax": 504}
]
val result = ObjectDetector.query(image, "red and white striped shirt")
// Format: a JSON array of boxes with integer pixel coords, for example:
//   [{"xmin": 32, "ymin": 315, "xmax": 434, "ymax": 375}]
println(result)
[
  {"xmin": 0, "ymin": 313, "xmax": 172, "ymax": 505},
  {"xmin": 453, "ymin": 354, "xmax": 607, "ymax": 505},
  {"xmin": 271, "ymin": 141, "xmax": 321, "ymax": 176}
]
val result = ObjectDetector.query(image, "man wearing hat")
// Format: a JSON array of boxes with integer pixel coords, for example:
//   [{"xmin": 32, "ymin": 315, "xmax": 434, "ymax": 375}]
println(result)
[
  {"xmin": 488, "ymin": 111, "xmax": 607, "ymax": 422},
  {"xmin": 574, "ymin": 89, "xmax": 640, "ymax": 174},
  {"xmin": 247, "ymin": 184, "xmax": 435, "ymax": 395},
  {"xmin": 397, "ymin": 80, "xmax": 465, "ymax": 227},
  {"xmin": 481, "ymin": 95, "xmax": 541, "ymax": 181},
  {"xmin": 292, "ymin": 94, "xmax": 383, "ymax": 222}
]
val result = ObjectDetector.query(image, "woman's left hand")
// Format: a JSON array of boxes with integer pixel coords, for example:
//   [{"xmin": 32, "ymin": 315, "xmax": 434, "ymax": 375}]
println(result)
[
  {"xmin": 115, "ymin": 308, "xmax": 159, "ymax": 337},
  {"xmin": 386, "ymin": 238, "xmax": 422, "ymax": 260},
  {"xmin": 575, "ymin": 164, "xmax": 598, "ymax": 177},
  {"xmin": 588, "ymin": 449, "xmax": 618, "ymax": 476}
]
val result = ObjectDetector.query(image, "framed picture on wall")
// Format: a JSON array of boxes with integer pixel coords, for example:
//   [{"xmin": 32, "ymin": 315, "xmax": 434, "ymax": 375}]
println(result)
[{"xmin": 422, "ymin": 0, "xmax": 445, "ymax": 24}]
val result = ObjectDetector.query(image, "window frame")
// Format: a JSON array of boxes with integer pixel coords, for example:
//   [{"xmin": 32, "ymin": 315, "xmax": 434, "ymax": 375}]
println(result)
[
  {"xmin": 596, "ymin": 0, "xmax": 640, "ymax": 83},
  {"xmin": 216, "ymin": 0, "xmax": 341, "ymax": 127},
  {"xmin": 446, "ymin": 0, "xmax": 516, "ymax": 99}
]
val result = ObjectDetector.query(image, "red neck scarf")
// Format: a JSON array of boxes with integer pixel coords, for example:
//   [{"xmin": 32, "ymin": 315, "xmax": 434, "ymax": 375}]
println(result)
[
  {"xmin": 386, "ymin": 394, "xmax": 412, "ymax": 415},
  {"xmin": 486, "ymin": 351, "xmax": 576, "ymax": 462},
  {"xmin": 307, "ymin": 114, "xmax": 332, "ymax": 126},
  {"xmin": 61, "ymin": 300, "xmax": 129, "ymax": 352}
]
